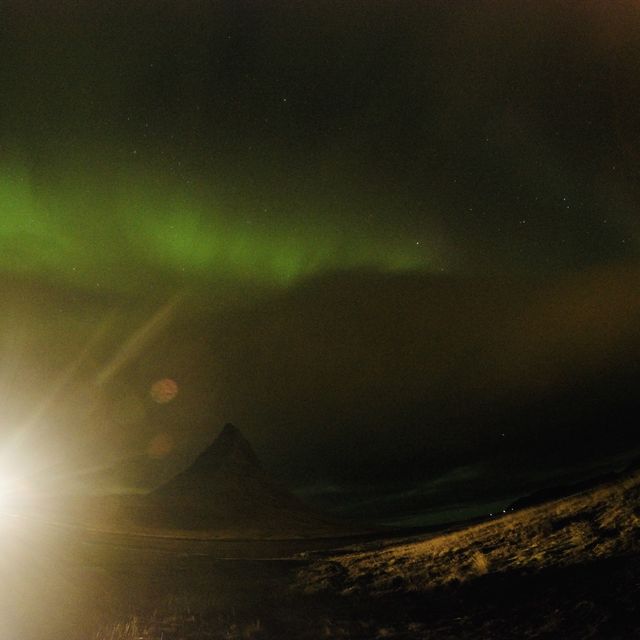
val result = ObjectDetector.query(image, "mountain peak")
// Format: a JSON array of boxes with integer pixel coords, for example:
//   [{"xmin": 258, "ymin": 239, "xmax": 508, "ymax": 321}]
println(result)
[
  {"xmin": 202, "ymin": 422, "xmax": 262, "ymax": 471},
  {"xmin": 216, "ymin": 422, "xmax": 247, "ymax": 449},
  {"xmin": 153, "ymin": 423, "xmax": 263, "ymax": 496},
  {"xmin": 220, "ymin": 422, "xmax": 241, "ymax": 437},
  {"xmin": 146, "ymin": 422, "xmax": 362, "ymax": 536}
]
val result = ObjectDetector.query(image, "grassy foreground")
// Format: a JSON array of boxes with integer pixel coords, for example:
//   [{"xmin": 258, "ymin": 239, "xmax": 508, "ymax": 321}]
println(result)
[{"xmin": 91, "ymin": 472, "xmax": 640, "ymax": 639}]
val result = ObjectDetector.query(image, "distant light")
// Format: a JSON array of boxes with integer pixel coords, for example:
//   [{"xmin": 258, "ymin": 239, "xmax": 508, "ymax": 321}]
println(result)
[{"xmin": 150, "ymin": 378, "xmax": 178, "ymax": 404}]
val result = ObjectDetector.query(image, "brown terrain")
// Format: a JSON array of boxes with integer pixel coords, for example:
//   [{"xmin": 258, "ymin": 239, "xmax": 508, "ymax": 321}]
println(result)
[{"xmin": 3, "ymin": 426, "xmax": 640, "ymax": 639}]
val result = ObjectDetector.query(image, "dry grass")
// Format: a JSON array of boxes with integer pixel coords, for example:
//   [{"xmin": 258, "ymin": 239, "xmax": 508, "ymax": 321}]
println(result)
[
  {"xmin": 95, "ymin": 617, "xmax": 264, "ymax": 640},
  {"xmin": 299, "ymin": 471, "xmax": 640, "ymax": 595},
  {"xmin": 79, "ymin": 472, "xmax": 640, "ymax": 639}
]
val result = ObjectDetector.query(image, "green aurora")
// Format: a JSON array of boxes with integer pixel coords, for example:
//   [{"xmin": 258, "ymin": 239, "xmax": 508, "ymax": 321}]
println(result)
[
  {"xmin": 0, "ymin": 161, "xmax": 442, "ymax": 295},
  {"xmin": 1, "ymin": 0, "xmax": 640, "ymax": 532}
]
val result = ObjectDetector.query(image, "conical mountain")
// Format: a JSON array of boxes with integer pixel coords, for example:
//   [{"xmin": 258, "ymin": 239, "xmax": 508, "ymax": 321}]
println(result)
[
  {"xmin": 154, "ymin": 423, "xmax": 265, "ymax": 496},
  {"xmin": 147, "ymin": 424, "xmax": 356, "ymax": 537}
]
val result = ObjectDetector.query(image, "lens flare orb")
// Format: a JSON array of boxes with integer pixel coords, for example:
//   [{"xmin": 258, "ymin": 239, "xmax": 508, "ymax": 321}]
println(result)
[{"xmin": 150, "ymin": 377, "xmax": 179, "ymax": 404}]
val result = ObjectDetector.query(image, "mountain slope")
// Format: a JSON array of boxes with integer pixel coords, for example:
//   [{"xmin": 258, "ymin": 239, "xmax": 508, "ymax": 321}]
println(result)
[
  {"xmin": 154, "ymin": 423, "xmax": 271, "ymax": 496},
  {"xmin": 300, "ymin": 468, "xmax": 640, "ymax": 594},
  {"xmin": 144, "ymin": 423, "xmax": 359, "ymax": 537}
]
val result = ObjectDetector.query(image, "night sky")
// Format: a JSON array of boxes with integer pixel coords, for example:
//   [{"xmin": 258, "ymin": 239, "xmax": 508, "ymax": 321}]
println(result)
[{"xmin": 2, "ymin": 1, "xmax": 640, "ymax": 523}]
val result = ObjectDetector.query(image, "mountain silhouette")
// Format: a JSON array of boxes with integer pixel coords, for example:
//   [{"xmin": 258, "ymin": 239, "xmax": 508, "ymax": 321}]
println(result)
[
  {"xmin": 154, "ymin": 423, "xmax": 266, "ymax": 496},
  {"xmin": 145, "ymin": 423, "xmax": 356, "ymax": 537},
  {"xmin": 507, "ymin": 457, "xmax": 640, "ymax": 513}
]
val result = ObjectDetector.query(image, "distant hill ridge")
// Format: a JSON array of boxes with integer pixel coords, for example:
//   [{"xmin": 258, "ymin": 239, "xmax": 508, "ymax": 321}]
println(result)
[{"xmin": 508, "ymin": 455, "xmax": 640, "ymax": 512}]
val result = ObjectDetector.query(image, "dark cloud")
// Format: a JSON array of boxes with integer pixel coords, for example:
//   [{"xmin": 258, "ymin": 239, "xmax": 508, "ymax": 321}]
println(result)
[
  {"xmin": 4, "ymin": 266, "xmax": 639, "ymax": 515},
  {"xmin": 2, "ymin": 2, "xmax": 640, "ymax": 520}
]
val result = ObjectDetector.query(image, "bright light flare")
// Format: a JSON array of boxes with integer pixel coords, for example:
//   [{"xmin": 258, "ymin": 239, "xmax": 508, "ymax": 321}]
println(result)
[
  {"xmin": 0, "ymin": 474, "xmax": 30, "ymax": 513},
  {"xmin": 0, "ymin": 453, "xmax": 37, "ymax": 518}
]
